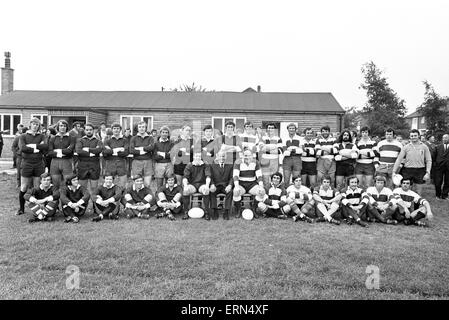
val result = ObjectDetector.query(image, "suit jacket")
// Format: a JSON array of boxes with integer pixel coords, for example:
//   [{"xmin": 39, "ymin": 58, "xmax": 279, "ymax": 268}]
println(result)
[
  {"xmin": 209, "ymin": 163, "xmax": 234, "ymax": 187},
  {"xmin": 433, "ymin": 143, "xmax": 449, "ymax": 169}
]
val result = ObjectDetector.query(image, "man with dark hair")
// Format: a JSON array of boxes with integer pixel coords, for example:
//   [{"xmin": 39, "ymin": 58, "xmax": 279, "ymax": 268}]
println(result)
[
  {"xmin": 373, "ymin": 128, "xmax": 403, "ymax": 188},
  {"xmin": 76, "ymin": 123, "xmax": 103, "ymax": 193},
  {"xmin": 218, "ymin": 121, "xmax": 242, "ymax": 165},
  {"xmin": 255, "ymin": 172, "xmax": 290, "ymax": 219},
  {"xmin": 392, "ymin": 177, "xmax": 433, "ymax": 227},
  {"xmin": 334, "ymin": 130, "xmax": 359, "ymax": 190},
  {"xmin": 153, "ymin": 126, "xmax": 174, "ymax": 190},
  {"xmin": 339, "ymin": 176, "xmax": 369, "ymax": 227},
  {"xmin": 301, "ymin": 127, "xmax": 318, "ymax": 188},
  {"xmin": 91, "ymin": 174, "xmax": 122, "ymax": 222},
  {"xmin": 365, "ymin": 175, "xmax": 398, "ymax": 224},
  {"xmin": 47, "ymin": 120, "xmax": 76, "ymax": 189},
  {"xmin": 432, "ymin": 134, "xmax": 449, "ymax": 200},
  {"xmin": 259, "ymin": 122, "xmax": 283, "ymax": 189},
  {"xmin": 239, "ymin": 121, "xmax": 259, "ymax": 158},
  {"xmin": 393, "ymin": 129, "xmax": 432, "ymax": 196},
  {"xmin": 316, "ymin": 125, "xmax": 337, "ymax": 187},
  {"xmin": 285, "ymin": 175, "xmax": 315, "ymax": 223},
  {"xmin": 172, "ymin": 125, "xmax": 194, "ymax": 185},
  {"xmin": 282, "ymin": 123, "xmax": 303, "ymax": 187},
  {"xmin": 355, "ymin": 126, "xmax": 377, "ymax": 189},
  {"xmin": 123, "ymin": 174, "xmax": 153, "ymax": 219},
  {"xmin": 129, "ymin": 121, "xmax": 154, "ymax": 188},
  {"xmin": 17, "ymin": 118, "xmax": 49, "ymax": 216},
  {"xmin": 201, "ymin": 125, "xmax": 216, "ymax": 164},
  {"xmin": 156, "ymin": 174, "xmax": 182, "ymax": 221},
  {"xmin": 312, "ymin": 175, "xmax": 341, "ymax": 225},
  {"xmin": 24, "ymin": 173, "xmax": 60, "ymax": 223},
  {"xmin": 103, "ymin": 123, "xmax": 129, "ymax": 188},
  {"xmin": 60, "ymin": 174, "xmax": 90, "ymax": 223}
]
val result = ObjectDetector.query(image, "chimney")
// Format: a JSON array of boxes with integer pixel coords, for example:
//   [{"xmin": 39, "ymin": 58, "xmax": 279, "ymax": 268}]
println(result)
[
  {"xmin": 257, "ymin": 85, "xmax": 261, "ymax": 92},
  {"xmin": 1, "ymin": 52, "xmax": 14, "ymax": 95}
]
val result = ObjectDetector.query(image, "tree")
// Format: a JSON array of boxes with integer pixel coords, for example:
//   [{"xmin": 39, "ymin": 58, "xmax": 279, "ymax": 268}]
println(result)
[
  {"xmin": 342, "ymin": 105, "xmax": 363, "ymax": 131},
  {"xmin": 170, "ymin": 82, "xmax": 210, "ymax": 92},
  {"xmin": 416, "ymin": 81, "xmax": 449, "ymax": 141},
  {"xmin": 360, "ymin": 61, "xmax": 410, "ymax": 138}
]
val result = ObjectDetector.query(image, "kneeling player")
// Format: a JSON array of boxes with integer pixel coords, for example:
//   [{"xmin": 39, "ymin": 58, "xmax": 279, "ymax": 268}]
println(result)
[
  {"xmin": 392, "ymin": 178, "xmax": 433, "ymax": 227},
  {"xmin": 365, "ymin": 175, "xmax": 398, "ymax": 224},
  {"xmin": 156, "ymin": 174, "xmax": 182, "ymax": 221},
  {"xmin": 182, "ymin": 152, "xmax": 211, "ymax": 220},
  {"xmin": 25, "ymin": 173, "xmax": 59, "ymax": 223},
  {"xmin": 92, "ymin": 175, "xmax": 122, "ymax": 222},
  {"xmin": 123, "ymin": 174, "xmax": 153, "ymax": 219},
  {"xmin": 312, "ymin": 175, "xmax": 341, "ymax": 225},
  {"xmin": 285, "ymin": 176, "xmax": 316, "ymax": 223},
  {"xmin": 60, "ymin": 174, "xmax": 90, "ymax": 223},
  {"xmin": 255, "ymin": 172, "xmax": 290, "ymax": 219},
  {"xmin": 340, "ymin": 176, "xmax": 369, "ymax": 227}
]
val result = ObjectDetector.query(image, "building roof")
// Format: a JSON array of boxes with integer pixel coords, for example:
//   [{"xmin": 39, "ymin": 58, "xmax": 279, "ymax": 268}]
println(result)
[
  {"xmin": 406, "ymin": 110, "xmax": 422, "ymax": 118},
  {"xmin": 0, "ymin": 90, "xmax": 345, "ymax": 114}
]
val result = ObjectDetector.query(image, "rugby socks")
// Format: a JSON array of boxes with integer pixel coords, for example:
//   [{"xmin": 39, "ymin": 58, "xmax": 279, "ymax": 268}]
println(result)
[{"xmin": 19, "ymin": 191, "xmax": 26, "ymax": 212}]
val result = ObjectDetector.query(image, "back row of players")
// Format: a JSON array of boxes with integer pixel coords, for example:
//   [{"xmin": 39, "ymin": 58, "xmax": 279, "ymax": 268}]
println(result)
[{"xmin": 16, "ymin": 117, "xmax": 433, "ymax": 226}]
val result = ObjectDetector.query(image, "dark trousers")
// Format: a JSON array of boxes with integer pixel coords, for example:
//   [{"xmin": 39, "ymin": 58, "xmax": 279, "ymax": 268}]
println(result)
[
  {"xmin": 434, "ymin": 166, "xmax": 449, "ymax": 198},
  {"xmin": 209, "ymin": 185, "xmax": 232, "ymax": 210},
  {"xmin": 62, "ymin": 206, "xmax": 86, "ymax": 217},
  {"xmin": 94, "ymin": 203, "xmax": 118, "ymax": 217}
]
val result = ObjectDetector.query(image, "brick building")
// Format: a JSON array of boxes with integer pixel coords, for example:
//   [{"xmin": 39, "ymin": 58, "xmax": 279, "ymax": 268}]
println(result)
[{"xmin": 0, "ymin": 53, "xmax": 345, "ymax": 158}]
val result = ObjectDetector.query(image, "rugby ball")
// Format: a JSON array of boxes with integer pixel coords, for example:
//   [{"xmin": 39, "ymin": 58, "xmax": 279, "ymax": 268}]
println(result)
[
  {"xmin": 392, "ymin": 173, "xmax": 403, "ymax": 187},
  {"xmin": 242, "ymin": 209, "xmax": 254, "ymax": 220},
  {"xmin": 188, "ymin": 207, "xmax": 204, "ymax": 219}
]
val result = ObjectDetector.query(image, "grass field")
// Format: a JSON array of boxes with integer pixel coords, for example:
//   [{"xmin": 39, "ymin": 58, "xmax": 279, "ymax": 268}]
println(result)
[{"xmin": 1, "ymin": 173, "xmax": 448, "ymax": 300}]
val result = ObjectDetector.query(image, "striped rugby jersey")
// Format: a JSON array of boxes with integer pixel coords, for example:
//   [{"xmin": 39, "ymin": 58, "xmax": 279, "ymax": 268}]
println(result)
[
  {"xmin": 334, "ymin": 142, "xmax": 359, "ymax": 164},
  {"xmin": 282, "ymin": 134, "xmax": 303, "ymax": 157},
  {"xmin": 239, "ymin": 132, "xmax": 259, "ymax": 154},
  {"xmin": 392, "ymin": 188, "xmax": 425, "ymax": 210},
  {"xmin": 302, "ymin": 138, "xmax": 317, "ymax": 162},
  {"xmin": 315, "ymin": 137, "xmax": 337, "ymax": 160},
  {"xmin": 341, "ymin": 187, "xmax": 369, "ymax": 206},
  {"xmin": 356, "ymin": 139, "xmax": 377, "ymax": 164},
  {"xmin": 260, "ymin": 135, "xmax": 283, "ymax": 160},
  {"xmin": 286, "ymin": 185, "xmax": 313, "ymax": 204},
  {"xmin": 313, "ymin": 186, "xmax": 340, "ymax": 201},
  {"xmin": 260, "ymin": 183, "xmax": 287, "ymax": 206},
  {"xmin": 373, "ymin": 139, "xmax": 403, "ymax": 166},
  {"xmin": 233, "ymin": 160, "xmax": 263, "ymax": 183},
  {"xmin": 365, "ymin": 186, "xmax": 395, "ymax": 208}
]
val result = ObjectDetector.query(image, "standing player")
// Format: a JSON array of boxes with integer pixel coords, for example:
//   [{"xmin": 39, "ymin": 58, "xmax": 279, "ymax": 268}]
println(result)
[
  {"xmin": 129, "ymin": 121, "xmax": 154, "ymax": 188},
  {"xmin": 47, "ymin": 120, "xmax": 75, "ymax": 189},
  {"xmin": 339, "ymin": 176, "xmax": 369, "ymax": 227},
  {"xmin": 392, "ymin": 177, "xmax": 433, "ymax": 227},
  {"xmin": 76, "ymin": 123, "xmax": 103, "ymax": 193},
  {"xmin": 60, "ymin": 174, "xmax": 90, "ymax": 223},
  {"xmin": 259, "ymin": 123, "xmax": 283, "ymax": 190},
  {"xmin": 200, "ymin": 125, "xmax": 216, "ymax": 165},
  {"xmin": 24, "ymin": 173, "xmax": 60, "ymax": 223},
  {"xmin": 232, "ymin": 149, "xmax": 265, "ymax": 218},
  {"xmin": 208, "ymin": 151, "xmax": 234, "ymax": 220},
  {"xmin": 373, "ymin": 128, "xmax": 403, "ymax": 188},
  {"xmin": 282, "ymin": 123, "xmax": 303, "ymax": 187},
  {"xmin": 316, "ymin": 125, "xmax": 337, "ymax": 188},
  {"xmin": 153, "ymin": 126, "xmax": 174, "ymax": 191},
  {"xmin": 355, "ymin": 126, "xmax": 377, "ymax": 189},
  {"xmin": 392, "ymin": 129, "xmax": 432, "ymax": 196},
  {"xmin": 285, "ymin": 176, "xmax": 316, "ymax": 223},
  {"xmin": 301, "ymin": 127, "xmax": 318, "ymax": 189},
  {"xmin": 239, "ymin": 121, "xmax": 259, "ymax": 158},
  {"xmin": 156, "ymin": 174, "xmax": 182, "ymax": 221},
  {"xmin": 182, "ymin": 152, "xmax": 212, "ymax": 220},
  {"xmin": 103, "ymin": 123, "xmax": 129, "ymax": 188},
  {"xmin": 312, "ymin": 175, "xmax": 341, "ymax": 225},
  {"xmin": 172, "ymin": 125, "xmax": 194, "ymax": 186},
  {"xmin": 334, "ymin": 130, "xmax": 359, "ymax": 190},
  {"xmin": 219, "ymin": 121, "xmax": 242, "ymax": 165},
  {"xmin": 17, "ymin": 118, "xmax": 49, "ymax": 216}
]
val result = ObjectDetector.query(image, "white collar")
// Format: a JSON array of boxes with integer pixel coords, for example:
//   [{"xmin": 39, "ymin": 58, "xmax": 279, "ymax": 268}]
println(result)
[
  {"xmin": 56, "ymin": 132, "xmax": 70, "ymax": 137},
  {"xmin": 137, "ymin": 132, "xmax": 150, "ymax": 138},
  {"xmin": 165, "ymin": 183, "xmax": 178, "ymax": 189},
  {"xmin": 40, "ymin": 183, "xmax": 53, "ymax": 191},
  {"xmin": 103, "ymin": 183, "xmax": 115, "ymax": 189},
  {"xmin": 192, "ymin": 160, "xmax": 204, "ymax": 166}
]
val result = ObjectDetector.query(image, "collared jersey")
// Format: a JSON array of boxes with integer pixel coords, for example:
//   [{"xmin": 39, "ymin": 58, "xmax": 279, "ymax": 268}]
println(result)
[
  {"xmin": 356, "ymin": 139, "xmax": 377, "ymax": 164},
  {"xmin": 302, "ymin": 138, "xmax": 317, "ymax": 162},
  {"xmin": 392, "ymin": 188, "xmax": 426, "ymax": 210},
  {"xmin": 315, "ymin": 137, "xmax": 337, "ymax": 160},
  {"xmin": 233, "ymin": 160, "xmax": 262, "ymax": 183},
  {"xmin": 286, "ymin": 185, "xmax": 312, "ymax": 204},
  {"xmin": 341, "ymin": 187, "xmax": 369, "ymax": 206},
  {"xmin": 365, "ymin": 186, "xmax": 395, "ymax": 206},
  {"xmin": 313, "ymin": 186, "xmax": 339, "ymax": 201},
  {"xmin": 374, "ymin": 139, "xmax": 403, "ymax": 166}
]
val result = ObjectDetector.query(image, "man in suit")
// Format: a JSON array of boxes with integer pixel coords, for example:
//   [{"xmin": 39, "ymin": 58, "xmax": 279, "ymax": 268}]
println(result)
[
  {"xmin": 433, "ymin": 134, "xmax": 449, "ymax": 200},
  {"xmin": 208, "ymin": 150, "xmax": 233, "ymax": 220}
]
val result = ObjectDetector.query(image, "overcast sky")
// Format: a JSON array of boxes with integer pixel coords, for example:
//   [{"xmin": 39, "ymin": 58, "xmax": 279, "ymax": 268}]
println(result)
[{"xmin": 1, "ymin": 0, "xmax": 448, "ymax": 114}]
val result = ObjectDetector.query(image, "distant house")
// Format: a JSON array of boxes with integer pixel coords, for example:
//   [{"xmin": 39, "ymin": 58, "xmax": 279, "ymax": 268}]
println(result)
[
  {"xmin": 405, "ymin": 102, "xmax": 449, "ymax": 135},
  {"xmin": 0, "ymin": 53, "xmax": 345, "ymax": 158}
]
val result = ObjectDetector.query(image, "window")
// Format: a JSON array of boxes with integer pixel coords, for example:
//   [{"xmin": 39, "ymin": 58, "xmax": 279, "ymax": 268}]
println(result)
[
  {"xmin": 411, "ymin": 118, "xmax": 418, "ymax": 129},
  {"xmin": 212, "ymin": 117, "xmax": 246, "ymax": 134},
  {"xmin": 1, "ymin": 114, "xmax": 22, "ymax": 136},
  {"xmin": 31, "ymin": 114, "xmax": 51, "ymax": 128},
  {"xmin": 120, "ymin": 115, "xmax": 153, "ymax": 135},
  {"xmin": 420, "ymin": 116, "xmax": 425, "ymax": 124}
]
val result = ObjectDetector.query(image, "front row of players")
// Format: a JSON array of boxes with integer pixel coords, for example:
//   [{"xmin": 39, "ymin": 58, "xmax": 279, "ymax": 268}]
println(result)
[{"xmin": 24, "ymin": 151, "xmax": 434, "ymax": 227}]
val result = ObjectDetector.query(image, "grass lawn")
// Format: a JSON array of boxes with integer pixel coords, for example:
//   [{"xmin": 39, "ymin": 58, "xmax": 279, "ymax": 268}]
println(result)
[{"xmin": 1, "ymin": 173, "xmax": 448, "ymax": 300}]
